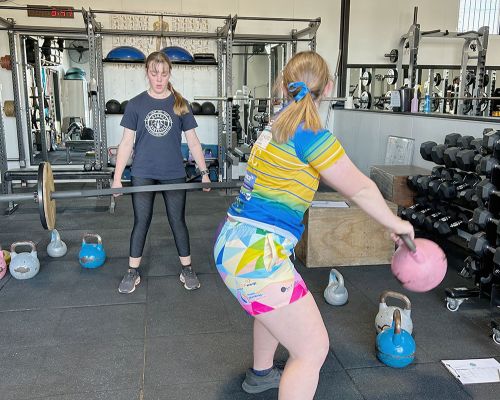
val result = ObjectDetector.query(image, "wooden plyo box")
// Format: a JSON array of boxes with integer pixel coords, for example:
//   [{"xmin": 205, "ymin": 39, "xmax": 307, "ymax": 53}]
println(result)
[
  {"xmin": 369, "ymin": 165, "xmax": 431, "ymax": 208},
  {"xmin": 295, "ymin": 192, "xmax": 397, "ymax": 268}
]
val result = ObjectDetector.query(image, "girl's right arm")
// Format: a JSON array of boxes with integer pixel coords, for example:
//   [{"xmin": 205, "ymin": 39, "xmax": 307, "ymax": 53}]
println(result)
[
  {"xmin": 112, "ymin": 128, "xmax": 135, "ymax": 190},
  {"xmin": 319, "ymin": 154, "xmax": 414, "ymax": 240}
]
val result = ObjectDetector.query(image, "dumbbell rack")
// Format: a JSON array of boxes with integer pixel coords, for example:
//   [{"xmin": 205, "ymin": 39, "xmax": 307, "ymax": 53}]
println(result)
[{"xmin": 407, "ymin": 130, "xmax": 500, "ymax": 343}]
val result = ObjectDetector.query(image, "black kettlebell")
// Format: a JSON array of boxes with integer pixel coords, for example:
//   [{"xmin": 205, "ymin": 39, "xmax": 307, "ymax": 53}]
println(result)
[
  {"xmin": 201, "ymin": 101, "xmax": 216, "ymax": 115},
  {"xmin": 191, "ymin": 101, "xmax": 202, "ymax": 115},
  {"xmin": 106, "ymin": 99, "xmax": 121, "ymax": 114},
  {"xmin": 120, "ymin": 100, "xmax": 129, "ymax": 114}
]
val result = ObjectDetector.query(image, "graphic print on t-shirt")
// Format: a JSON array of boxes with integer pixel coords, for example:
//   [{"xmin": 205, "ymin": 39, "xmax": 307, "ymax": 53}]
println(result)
[{"xmin": 144, "ymin": 109, "xmax": 173, "ymax": 137}]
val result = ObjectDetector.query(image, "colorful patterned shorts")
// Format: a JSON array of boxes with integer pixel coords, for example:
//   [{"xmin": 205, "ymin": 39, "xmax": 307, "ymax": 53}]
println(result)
[{"xmin": 213, "ymin": 218, "xmax": 308, "ymax": 316}]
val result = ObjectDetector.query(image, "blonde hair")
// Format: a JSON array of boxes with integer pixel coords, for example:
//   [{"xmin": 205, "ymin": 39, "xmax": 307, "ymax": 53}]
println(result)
[
  {"xmin": 145, "ymin": 51, "xmax": 189, "ymax": 116},
  {"xmin": 272, "ymin": 51, "xmax": 331, "ymax": 144}
]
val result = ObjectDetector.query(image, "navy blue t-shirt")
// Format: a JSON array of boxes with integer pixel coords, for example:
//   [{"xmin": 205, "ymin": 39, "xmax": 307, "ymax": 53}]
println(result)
[{"xmin": 120, "ymin": 91, "xmax": 198, "ymax": 180}]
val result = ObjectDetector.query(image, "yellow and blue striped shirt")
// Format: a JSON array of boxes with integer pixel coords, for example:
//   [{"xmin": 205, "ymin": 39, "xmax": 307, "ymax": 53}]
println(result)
[{"xmin": 228, "ymin": 125, "xmax": 345, "ymax": 241}]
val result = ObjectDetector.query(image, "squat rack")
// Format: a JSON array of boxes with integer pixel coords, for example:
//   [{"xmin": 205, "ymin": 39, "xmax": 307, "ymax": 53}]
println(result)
[
  {"xmin": 397, "ymin": 6, "xmax": 489, "ymax": 116},
  {"xmin": 0, "ymin": 6, "xmax": 320, "ymax": 188}
]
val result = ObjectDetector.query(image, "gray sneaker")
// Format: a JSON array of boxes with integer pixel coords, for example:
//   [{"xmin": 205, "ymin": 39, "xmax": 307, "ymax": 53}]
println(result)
[
  {"xmin": 242, "ymin": 367, "xmax": 281, "ymax": 394},
  {"xmin": 118, "ymin": 268, "xmax": 140, "ymax": 294},
  {"xmin": 179, "ymin": 265, "xmax": 201, "ymax": 290}
]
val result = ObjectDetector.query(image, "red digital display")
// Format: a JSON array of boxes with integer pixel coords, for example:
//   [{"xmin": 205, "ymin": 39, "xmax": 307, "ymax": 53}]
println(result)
[{"xmin": 28, "ymin": 5, "xmax": 75, "ymax": 19}]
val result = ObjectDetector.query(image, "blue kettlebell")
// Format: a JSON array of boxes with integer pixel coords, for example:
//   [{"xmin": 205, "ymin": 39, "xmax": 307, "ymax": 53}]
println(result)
[
  {"xmin": 376, "ymin": 309, "xmax": 415, "ymax": 368},
  {"xmin": 79, "ymin": 233, "xmax": 106, "ymax": 268}
]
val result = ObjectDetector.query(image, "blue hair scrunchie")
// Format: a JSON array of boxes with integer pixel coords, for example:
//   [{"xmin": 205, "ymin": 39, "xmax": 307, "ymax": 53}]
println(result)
[{"xmin": 288, "ymin": 81, "xmax": 310, "ymax": 102}]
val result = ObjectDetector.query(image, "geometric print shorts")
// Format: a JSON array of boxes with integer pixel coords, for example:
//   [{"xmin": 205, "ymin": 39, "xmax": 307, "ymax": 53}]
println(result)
[{"xmin": 213, "ymin": 218, "xmax": 309, "ymax": 316}]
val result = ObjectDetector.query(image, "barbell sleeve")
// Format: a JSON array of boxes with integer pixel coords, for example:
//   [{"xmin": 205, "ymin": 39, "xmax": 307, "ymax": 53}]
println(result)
[{"xmin": 0, "ymin": 193, "xmax": 36, "ymax": 203}]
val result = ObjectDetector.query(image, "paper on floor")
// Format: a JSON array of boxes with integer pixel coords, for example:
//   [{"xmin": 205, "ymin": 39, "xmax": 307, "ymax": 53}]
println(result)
[{"xmin": 442, "ymin": 358, "xmax": 500, "ymax": 384}]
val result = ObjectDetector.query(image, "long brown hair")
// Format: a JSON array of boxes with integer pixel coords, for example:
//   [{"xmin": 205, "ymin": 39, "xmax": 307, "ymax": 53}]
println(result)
[
  {"xmin": 272, "ymin": 51, "xmax": 331, "ymax": 144},
  {"xmin": 145, "ymin": 51, "xmax": 189, "ymax": 116}
]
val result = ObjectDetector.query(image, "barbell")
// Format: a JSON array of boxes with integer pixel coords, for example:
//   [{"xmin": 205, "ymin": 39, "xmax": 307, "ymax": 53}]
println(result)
[{"xmin": 0, "ymin": 162, "xmax": 243, "ymax": 230}]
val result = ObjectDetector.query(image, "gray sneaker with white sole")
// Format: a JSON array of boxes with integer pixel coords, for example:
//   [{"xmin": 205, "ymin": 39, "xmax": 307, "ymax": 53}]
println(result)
[
  {"xmin": 242, "ymin": 367, "xmax": 282, "ymax": 394},
  {"xmin": 180, "ymin": 265, "xmax": 201, "ymax": 290},
  {"xmin": 118, "ymin": 268, "xmax": 140, "ymax": 294}
]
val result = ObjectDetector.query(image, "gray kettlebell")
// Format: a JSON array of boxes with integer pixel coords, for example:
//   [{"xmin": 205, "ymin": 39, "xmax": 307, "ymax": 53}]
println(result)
[
  {"xmin": 9, "ymin": 241, "xmax": 40, "ymax": 280},
  {"xmin": 47, "ymin": 229, "xmax": 67, "ymax": 258},
  {"xmin": 324, "ymin": 268, "xmax": 348, "ymax": 306}
]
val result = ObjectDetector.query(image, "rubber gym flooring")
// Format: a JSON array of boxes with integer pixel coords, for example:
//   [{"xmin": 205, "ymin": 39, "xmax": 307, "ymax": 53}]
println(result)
[{"xmin": 1, "ymin": 183, "xmax": 500, "ymax": 400}]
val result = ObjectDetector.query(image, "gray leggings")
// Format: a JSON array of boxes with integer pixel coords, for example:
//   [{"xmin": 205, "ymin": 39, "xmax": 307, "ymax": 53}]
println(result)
[{"xmin": 130, "ymin": 176, "xmax": 190, "ymax": 258}]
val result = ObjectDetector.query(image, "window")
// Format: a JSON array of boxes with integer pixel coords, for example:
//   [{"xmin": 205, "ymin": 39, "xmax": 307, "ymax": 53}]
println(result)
[{"xmin": 458, "ymin": 0, "xmax": 500, "ymax": 33}]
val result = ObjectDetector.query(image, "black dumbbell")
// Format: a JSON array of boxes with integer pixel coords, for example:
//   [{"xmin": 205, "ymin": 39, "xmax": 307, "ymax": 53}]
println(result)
[
  {"xmin": 434, "ymin": 213, "xmax": 469, "ymax": 236},
  {"xmin": 420, "ymin": 141, "xmax": 437, "ymax": 162},
  {"xmin": 456, "ymin": 187, "xmax": 478, "ymax": 205},
  {"xmin": 423, "ymin": 209, "xmax": 448, "ymax": 232},
  {"xmin": 443, "ymin": 136, "xmax": 476, "ymax": 168},
  {"xmin": 445, "ymin": 133, "xmax": 462, "ymax": 147},
  {"xmin": 456, "ymin": 139, "xmax": 483, "ymax": 171},
  {"xmin": 429, "ymin": 171, "xmax": 464, "ymax": 197},
  {"xmin": 438, "ymin": 173, "xmax": 480, "ymax": 199},
  {"xmin": 411, "ymin": 205, "xmax": 439, "ymax": 226},
  {"xmin": 430, "ymin": 133, "xmax": 463, "ymax": 165},
  {"xmin": 407, "ymin": 175, "xmax": 421, "ymax": 191},
  {"xmin": 468, "ymin": 232, "xmax": 500, "ymax": 266},
  {"xmin": 400, "ymin": 201, "xmax": 428, "ymax": 221},
  {"xmin": 482, "ymin": 129, "xmax": 500, "ymax": 154},
  {"xmin": 478, "ymin": 155, "xmax": 500, "ymax": 176},
  {"xmin": 472, "ymin": 207, "xmax": 499, "ymax": 229},
  {"xmin": 475, "ymin": 179, "xmax": 500, "ymax": 201}
]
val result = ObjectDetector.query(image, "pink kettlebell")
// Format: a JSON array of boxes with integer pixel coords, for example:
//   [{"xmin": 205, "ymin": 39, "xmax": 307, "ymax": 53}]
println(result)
[
  {"xmin": 0, "ymin": 247, "xmax": 6, "ymax": 280},
  {"xmin": 391, "ymin": 235, "xmax": 447, "ymax": 293}
]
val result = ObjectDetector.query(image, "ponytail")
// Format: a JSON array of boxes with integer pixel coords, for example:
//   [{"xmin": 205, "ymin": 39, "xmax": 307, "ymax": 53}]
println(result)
[
  {"xmin": 168, "ymin": 82, "xmax": 189, "ymax": 116},
  {"xmin": 272, "ymin": 90, "xmax": 322, "ymax": 144},
  {"xmin": 271, "ymin": 51, "xmax": 330, "ymax": 144}
]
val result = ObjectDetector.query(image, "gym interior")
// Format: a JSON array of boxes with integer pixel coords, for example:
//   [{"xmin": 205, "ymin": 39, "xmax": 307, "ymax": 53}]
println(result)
[{"xmin": 1, "ymin": 1, "xmax": 500, "ymax": 399}]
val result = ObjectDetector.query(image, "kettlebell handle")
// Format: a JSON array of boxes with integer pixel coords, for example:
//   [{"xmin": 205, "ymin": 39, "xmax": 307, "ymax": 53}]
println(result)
[
  {"xmin": 10, "ymin": 241, "xmax": 37, "ymax": 253},
  {"xmin": 379, "ymin": 290, "xmax": 411, "ymax": 310},
  {"xmin": 51, "ymin": 229, "xmax": 61, "ymax": 242},
  {"xmin": 330, "ymin": 269, "xmax": 344, "ymax": 288},
  {"xmin": 393, "ymin": 309, "xmax": 402, "ymax": 334},
  {"xmin": 82, "ymin": 233, "xmax": 102, "ymax": 245},
  {"xmin": 399, "ymin": 234, "xmax": 416, "ymax": 253}
]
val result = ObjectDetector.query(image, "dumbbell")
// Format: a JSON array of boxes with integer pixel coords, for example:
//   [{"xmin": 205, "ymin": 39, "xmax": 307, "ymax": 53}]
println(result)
[
  {"xmin": 428, "ymin": 171, "xmax": 465, "ymax": 197},
  {"xmin": 411, "ymin": 205, "xmax": 440, "ymax": 226},
  {"xmin": 434, "ymin": 213, "xmax": 469, "ymax": 236},
  {"xmin": 456, "ymin": 187, "xmax": 478, "ymax": 205},
  {"xmin": 423, "ymin": 207, "xmax": 451, "ymax": 232},
  {"xmin": 468, "ymin": 232, "xmax": 500, "ymax": 265},
  {"xmin": 478, "ymin": 155, "xmax": 500, "ymax": 176},
  {"xmin": 471, "ymin": 207, "xmax": 499, "ymax": 229},
  {"xmin": 455, "ymin": 138, "xmax": 483, "ymax": 171},
  {"xmin": 442, "ymin": 136, "xmax": 474, "ymax": 168},
  {"xmin": 400, "ymin": 200, "xmax": 428, "ymax": 221},
  {"xmin": 475, "ymin": 179, "xmax": 500, "ymax": 201},
  {"xmin": 438, "ymin": 173, "xmax": 481, "ymax": 199},
  {"xmin": 482, "ymin": 129, "xmax": 500, "ymax": 154},
  {"xmin": 420, "ymin": 141, "xmax": 436, "ymax": 162},
  {"xmin": 430, "ymin": 133, "xmax": 463, "ymax": 165}
]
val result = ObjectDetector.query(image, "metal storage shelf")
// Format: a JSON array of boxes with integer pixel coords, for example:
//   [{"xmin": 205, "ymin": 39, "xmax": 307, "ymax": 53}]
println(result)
[{"xmin": 102, "ymin": 59, "xmax": 218, "ymax": 66}]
